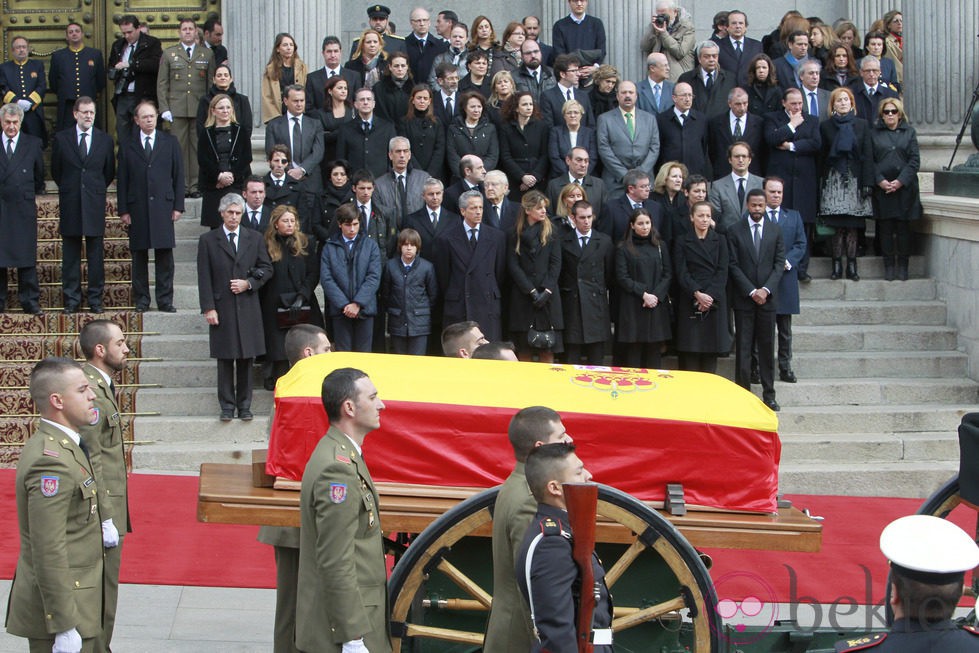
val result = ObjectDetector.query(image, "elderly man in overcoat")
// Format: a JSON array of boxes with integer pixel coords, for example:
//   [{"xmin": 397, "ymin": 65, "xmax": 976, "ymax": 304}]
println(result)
[
  {"xmin": 197, "ymin": 193, "xmax": 273, "ymax": 421},
  {"xmin": 117, "ymin": 100, "xmax": 184, "ymax": 312},
  {"xmin": 0, "ymin": 102, "xmax": 45, "ymax": 314}
]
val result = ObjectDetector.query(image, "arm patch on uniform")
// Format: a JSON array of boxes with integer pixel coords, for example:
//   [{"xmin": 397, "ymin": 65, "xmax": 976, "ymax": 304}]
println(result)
[
  {"xmin": 40, "ymin": 476, "xmax": 59, "ymax": 497},
  {"xmin": 329, "ymin": 483, "xmax": 347, "ymax": 503}
]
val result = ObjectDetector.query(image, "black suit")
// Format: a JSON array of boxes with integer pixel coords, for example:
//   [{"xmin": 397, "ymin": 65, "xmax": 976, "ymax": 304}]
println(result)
[
  {"xmin": 676, "ymin": 67, "xmax": 736, "ymax": 119},
  {"xmin": 599, "ymin": 195, "xmax": 668, "ymax": 245},
  {"xmin": 559, "ymin": 229, "xmax": 614, "ymax": 364},
  {"xmin": 433, "ymin": 222, "xmax": 507, "ymax": 341},
  {"xmin": 107, "ymin": 33, "xmax": 162, "ymax": 143},
  {"xmin": 540, "ymin": 85, "xmax": 594, "ymax": 128},
  {"xmin": 0, "ymin": 133, "xmax": 44, "ymax": 312},
  {"xmin": 727, "ymin": 217, "xmax": 785, "ymax": 402},
  {"xmin": 335, "ymin": 116, "xmax": 397, "ymax": 180},
  {"xmin": 545, "ymin": 174, "xmax": 606, "ymax": 222},
  {"xmin": 264, "ymin": 112, "xmax": 324, "ymax": 234},
  {"xmin": 51, "ymin": 126, "xmax": 116, "ymax": 310},
  {"xmin": 483, "ymin": 199, "xmax": 519, "ymax": 233},
  {"xmin": 442, "ymin": 180, "xmax": 483, "ymax": 215},
  {"xmin": 241, "ymin": 204, "xmax": 272, "ymax": 233},
  {"xmin": 304, "ymin": 67, "xmax": 362, "ymax": 113},
  {"xmin": 708, "ymin": 111, "xmax": 765, "ymax": 177},
  {"xmin": 716, "ymin": 37, "xmax": 763, "ymax": 87},
  {"xmin": 404, "ymin": 206, "xmax": 458, "ymax": 259},
  {"xmin": 403, "ymin": 34, "xmax": 447, "ymax": 85},
  {"xmin": 263, "ymin": 173, "xmax": 300, "ymax": 212},
  {"xmin": 656, "ymin": 108, "xmax": 710, "ymax": 177},
  {"xmin": 848, "ymin": 81, "xmax": 899, "ymax": 125}
]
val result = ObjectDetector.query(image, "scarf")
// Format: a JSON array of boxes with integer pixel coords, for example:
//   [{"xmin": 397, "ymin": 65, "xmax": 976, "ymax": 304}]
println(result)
[{"xmin": 828, "ymin": 112, "xmax": 856, "ymax": 175}]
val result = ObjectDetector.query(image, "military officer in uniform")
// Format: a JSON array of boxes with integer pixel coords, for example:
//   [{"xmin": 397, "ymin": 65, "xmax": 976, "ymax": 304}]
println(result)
[
  {"xmin": 296, "ymin": 367, "xmax": 388, "ymax": 653},
  {"xmin": 78, "ymin": 320, "xmax": 131, "ymax": 652},
  {"xmin": 835, "ymin": 514, "xmax": 979, "ymax": 652},
  {"xmin": 516, "ymin": 442, "xmax": 613, "ymax": 653},
  {"xmin": 0, "ymin": 36, "xmax": 47, "ymax": 147},
  {"xmin": 48, "ymin": 22, "xmax": 106, "ymax": 132},
  {"xmin": 157, "ymin": 18, "xmax": 216, "ymax": 197},
  {"xmin": 484, "ymin": 407, "xmax": 574, "ymax": 653},
  {"xmin": 4, "ymin": 357, "xmax": 105, "ymax": 653},
  {"xmin": 350, "ymin": 5, "xmax": 407, "ymax": 57}
]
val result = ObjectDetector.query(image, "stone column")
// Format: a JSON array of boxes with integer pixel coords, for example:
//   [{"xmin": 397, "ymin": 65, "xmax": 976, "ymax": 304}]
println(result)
[
  {"xmin": 225, "ymin": 0, "xmax": 342, "ymax": 129},
  {"xmin": 846, "ymin": 0, "xmax": 899, "ymax": 37}
]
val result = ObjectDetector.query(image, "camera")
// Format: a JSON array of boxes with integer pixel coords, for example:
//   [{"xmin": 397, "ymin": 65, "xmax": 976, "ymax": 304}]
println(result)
[{"xmin": 654, "ymin": 14, "xmax": 669, "ymax": 27}]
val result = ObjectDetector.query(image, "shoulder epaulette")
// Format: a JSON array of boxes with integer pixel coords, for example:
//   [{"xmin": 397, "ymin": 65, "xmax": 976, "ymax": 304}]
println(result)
[{"xmin": 835, "ymin": 632, "xmax": 886, "ymax": 652}]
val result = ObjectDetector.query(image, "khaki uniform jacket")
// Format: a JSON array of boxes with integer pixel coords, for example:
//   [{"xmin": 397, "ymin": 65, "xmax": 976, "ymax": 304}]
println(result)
[
  {"xmin": 296, "ymin": 426, "xmax": 389, "ymax": 652},
  {"xmin": 5, "ymin": 422, "xmax": 103, "ymax": 638},
  {"xmin": 80, "ymin": 363, "xmax": 129, "ymax": 532},
  {"xmin": 157, "ymin": 44, "xmax": 215, "ymax": 117},
  {"xmin": 483, "ymin": 463, "xmax": 537, "ymax": 653}
]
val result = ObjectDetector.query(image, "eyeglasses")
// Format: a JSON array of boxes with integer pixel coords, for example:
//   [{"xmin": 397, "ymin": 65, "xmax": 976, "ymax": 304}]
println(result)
[{"xmin": 882, "ymin": 108, "xmax": 899, "ymax": 115}]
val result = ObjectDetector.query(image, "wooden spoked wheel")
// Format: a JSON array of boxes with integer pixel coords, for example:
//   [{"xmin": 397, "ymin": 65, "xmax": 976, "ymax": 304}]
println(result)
[{"xmin": 387, "ymin": 484, "xmax": 721, "ymax": 652}]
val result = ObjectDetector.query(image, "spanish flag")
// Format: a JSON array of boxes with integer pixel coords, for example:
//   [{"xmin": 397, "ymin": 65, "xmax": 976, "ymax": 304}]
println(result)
[{"xmin": 268, "ymin": 353, "xmax": 780, "ymax": 513}]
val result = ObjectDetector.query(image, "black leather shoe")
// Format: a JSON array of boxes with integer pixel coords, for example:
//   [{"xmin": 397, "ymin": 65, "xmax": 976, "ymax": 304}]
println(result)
[
  {"xmin": 158, "ymin": 305, "xmax": 177, "ymax": 313},
  {"xmin": 63, "ymin": 305, "xmax": 79, "ymax": 314},
  {"xmin": 780, "ymin": 369, "xmax": 798, "ymax": 383},
  {"xmin": 89, "ymin": 303, "xmax": 104, "ymax": 314},
  {"xmin": 220, "ymin": 410, "xmax": 234, "ymax": 422},
  {"xmin": 764, "ymin": 399, "xmax": 780, "ymax": 412},
  {"xmin": 25, "ymin": 305, "xmax": 43, "ymax": 315},
  {"xmin": 134, "ymin": 305, "xmax": 149, "ymax": 313},
  {"xmin": 239, "ymin": 410, "xmax": 254, "ymax": 421},
  {"xmin": 750, "ymin": 369, "xmax": 761, "ymax": 385},
  {"xmin": 263, "ymin": 378, "xmax": 276, "ymax": 391},
  {"xmin": 799, "ymin": 273, "xmax": 812, "ymax": 283}
]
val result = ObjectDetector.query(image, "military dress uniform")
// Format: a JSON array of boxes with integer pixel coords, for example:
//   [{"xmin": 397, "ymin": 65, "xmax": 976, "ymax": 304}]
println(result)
[
  {"xmin": 48, "ymin": 45, "xmax": 106, "ymax": 131},
  {"xmin": 835, "ymin": 619, "xmax": 979, "ymax": 652},
  {"xmin": 80, "ymin": 362, "xmax": 130, "ymax": 652},
  {"xmin": 0, "ymin": 58, "xmax": 48, "ymax": 146},
  {"xmin": 157, "ymin": 43, "xmax": 215, "ymax": 194},
  {"xmin": 516, "ymin": 503, "xmax": 614, "ymax": 653},
  {"xmin": 296, "ymin": 425, "xmax": 388, "ymax": 653},
  {"xmin": 4, "ymin": 421, "xmax": 104, "ymax": 651}
]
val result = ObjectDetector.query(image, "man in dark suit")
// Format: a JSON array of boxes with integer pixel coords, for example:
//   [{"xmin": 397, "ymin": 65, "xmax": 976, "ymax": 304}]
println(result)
[
  {"xmin": 798, "ymin": 60, "xmax": 830, "ymax": 122},
  {"xmin": 197, "ymin": 192, "xmax": 273, "ymax": 421},
  {"xmin": 107, "ymin": 15, "xmax": 162, "ymax": 145},
  {"xmin": 763, "ymin": 176, "xmax": 805, "ymax": 383},
  {"xmin": 264, "ymin": 85, "xmax": 324, "ymax": 234},
  {"xmin": 709, "ymin": 141, "xmax": 764, "ymax": 232},
  {"xmin": 764, "ymin": 87, "xmax": 820, "ymax": 281},
  {"xmin": 523, "ymin": 15, "xmax": 556, "ymax": 67},
  {"xmin": 727, "ymin": 189, "xmax": 785, "ymax": 411},
  {"xmin": 405, "ymin": 177, "xmax": 459, "ymax": 260},
  {"xmin": 305, "ymin": 36, "xmax": 361, "ymax": 113},
  {"xmin": 559, "ymin": 200, "xmax": 613, "ymax": 365},
  {"xmin": 545, "ymin": 146, "xmax": 606, "ymax": 220},
  {"xmin": 551, "ymin": 0, "xmax": 607, "ymax": 73},
  {"xmin": 433, "ymin": 62, "xmax": 460, "ymax": 127},
  {"xmin": 373, "ymin": 136, "xmax": 429, "ymax": 229},
  {"xmin": 350, "ymin": 170, "xmax": 397, "ymax": 259},
  {"xmin": 263, "ymin": 144, "xmax": 300, "ymax": 212},
  {"xmin": 709, "ymin": 87, "xmax": 764, "ymax": 177},
  {"xmin": 51, "ymin": 97, "xmax": 115, "ymax": 313},
  {"xmin": 596, "ymin": 81, "xmax": 660, "ymax": 194},
  {"xmin": 335, "ymin": 87, "xmax": 397, "ymax": 180},
  {"xmin": 483, "ymin": 171, "xmax": 520, "ymax": 232},
  {"xmin": 0, "ymin": 103, "xmax": 45, "ymax": 314},
  {"xmin": 48, "ymin": 23, "xmax": 105, "ymax": 132},
  {"xmin": 637, "ymin": 53, "xmax": 674, "ymax": 115},
  {"xmin": 676, "ymin": 40, "xmax": 735, "ymax": 119},
  {"xmin": 202, "ymin": 17, "xmax": 229, "ymax": 66},
  {"xmin": 774, "ymin": 31, "xmax": 810, "ymax": 91},
  {"xmin": 513, "ymin": 40, "xmax": 556, "ymax": 105},
  {"xmin": 404, "ymin": 7, "xmax": 448, "ymax": 84},
  {"xmin": 715, "ymin": 10, "xmax": 763, "ymax": 87},
  {"xmin": 443, "ymin": 154, "xmax": 486, "ymax": 214},
  {"xmin": 540, "ymin": 54, "xmax": 594, "ymax": 127},
  {"xmin": 241, "ymin": 176, "xmax": 272, "ymax": 232},
  {"xmin": 599, "ymin": 168, "xmax": 666, "ymax": 243},
  {"xmin": 116, "ymin": 100, "xmax": 184, "ymax": 312},
  {"xmin": 0, "ymin": 37, "xmax": 48, "ymax": 147},
  {"xmin": 433, "ymin": 190, "xmax": 507, "ymax": 341},
  {"xmin": 849, "ymin": 56, "xmax": 899, "ymax": 123},
  {"xmin": 656, "ymin": 81, "xmax": 710, "ymax": 177}
]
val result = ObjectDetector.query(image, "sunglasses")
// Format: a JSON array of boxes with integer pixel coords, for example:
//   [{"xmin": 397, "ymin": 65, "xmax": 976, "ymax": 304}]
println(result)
[{"xmin": 882, "ymin": 108, "xmax": 899, "ymax": 115}]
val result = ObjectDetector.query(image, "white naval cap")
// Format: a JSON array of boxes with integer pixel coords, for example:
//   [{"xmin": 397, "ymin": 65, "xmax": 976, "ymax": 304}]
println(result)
[{"xmin": 880, "ymin": 515, "xmax": 979, "ymax": 583}]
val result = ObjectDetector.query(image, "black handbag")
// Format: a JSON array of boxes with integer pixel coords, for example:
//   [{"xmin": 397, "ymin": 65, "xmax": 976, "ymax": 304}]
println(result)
[
  {"xmin": 527, "ymin": 312, "xmax": 557, "ymax": 350},
  {"xmin": 276, "ymin": 292, "xmax": 311, "ymax": 329}
]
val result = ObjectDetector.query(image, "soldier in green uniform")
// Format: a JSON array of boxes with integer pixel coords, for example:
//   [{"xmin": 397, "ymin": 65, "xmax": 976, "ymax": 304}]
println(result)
[
  {"xmin": 296, "ymin": 367, "xmax": 389, "ymax": 653},
  {"xmin": 5, "ymin": 357, "xmax": 103, "ymax": 653},
  {"xmin": 78, "ymin": 320, "xmax": 131, "ymax": 652},
  {"xmin": 484, "ymin": 406, "xmax": 574, "ymax": 652},
  {"xmin": 157, "ymin": 18, "xmax": 216, "ymax": 197}
]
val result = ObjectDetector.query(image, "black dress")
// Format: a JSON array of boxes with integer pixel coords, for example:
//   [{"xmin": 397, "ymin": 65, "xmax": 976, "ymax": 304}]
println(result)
[
  {"xmin": 316, "ymin": 105, "xmax": 355, "ymax": 176},
  {"xmin": 199, "ymin": 124, "xmax": 252, "ymax": 228}
]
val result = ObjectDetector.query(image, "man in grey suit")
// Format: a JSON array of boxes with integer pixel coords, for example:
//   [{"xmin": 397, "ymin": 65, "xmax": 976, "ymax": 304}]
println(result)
[
  {"xmin": 545, "ymin": 146, "xmax": 606, "ymax": 220},
  {"xmin": 596, "ymin": 81, "xmax": 659, "ymax": 194},
  {"xmin": 798, "ymin": 60, "xmax": 830, "ymax": 122},
  {"xmin": 676, "ymin": 40, "xmax": 736, "ymax": 119},
  {"xmin": 373, "ymin": 136, "xmax": 428, "ymax": 229},
  {"xmin": 264, "ymin": 85, "xmax": 324, "ymax": 234},
  {"xmin": 763, "ymin": 176, "xmax": 805, "ymax": 383},
  {"xmin": 637, "ymin": 52, "xmax": 674, "ymax": 115},
  {"xmin": 709, "ymin": 141, "xmax": 763, "ymax": 232}
]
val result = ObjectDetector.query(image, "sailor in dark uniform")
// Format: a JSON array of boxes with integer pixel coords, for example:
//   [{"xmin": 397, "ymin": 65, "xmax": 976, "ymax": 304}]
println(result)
[
  {"xmin": 48, "ymin": 22, "xmax": 106, "ymax": 131},
  {"xmin": 835, "ymin": 514, "xmax": 979, "ymax": 652},
  {"xmin": 0, "ymin": 36, "xmax": 48, "ymax": 147},
  {"xmin": 515, "ymin": 442, "xmax": 613, "ymax": 653}
]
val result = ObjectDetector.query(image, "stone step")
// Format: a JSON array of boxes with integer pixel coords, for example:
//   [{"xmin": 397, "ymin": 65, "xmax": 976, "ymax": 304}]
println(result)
[
  {"xmin": 173, "ymin": 238, "xmax": 201, "ymax": 263},
  {"xmin": 799, "ymin": 278, "xmax": 936, "ymax": 301},
  {"xmin": 136, "ymin": 387, "xmax": 274, "ymax": 418},
  {"xmin": 140, "ymin": 333, "xmax": 211, "ymax": 360},
  {"xmin": 133, "ymin": 415, "xmax": 270, "ymax": 448},
  {"xmin": 795, "ymin": 300, "xmax": 947, "ymax": 326},
  {"xmin": 779, "ymin": 432, "xmax": 959, "ymax": 465},
  {"xmin": 133, "ymin": 440, "xmax": 267, "ymax": 473},
  {"xmin": 788, "ymin": 351, "xmax": 968, "ymax": 379},
  {"xmin": 792, "ymin": 325, "xmax": 960, "ymax": 352},
  {"xmin": 773, "ymin": 378, "xmax": 978, "ymax": 406},
  {"xmin": 138, "ymin": 360, "xmax": 235, "ymax": 387},
  {"xmin": 142, "ymin": 310, "xmax": 209, "ymax": 335},
  {"xmin": 778, "ymin": 461, "xmax": 957, "ymax": 498},
  {"xmin": 776, "ymin": 404, "xmax": 979, "ymax": 435},
  {"xmin": 804, "ymin": 255, "xmax": 925, "ymax": 279}
]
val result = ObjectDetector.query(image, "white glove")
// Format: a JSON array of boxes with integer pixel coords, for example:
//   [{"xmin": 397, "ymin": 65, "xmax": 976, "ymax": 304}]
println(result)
[
  {"xmin": 102, "ymin": 518, "xmax": 120, "ymax": 548},
  {"xmin": 341, "ymin": 639, "xmax": 370, "ymax": 653},
  {"xmin": 52, "ymin": 628, "xmax": 82, "ymax": 653},
  {"xmin": 161, "ymin": 110, "xmax": 173, "ymax": 122},
  {"xmin": 16, "ymin": 99, "xmax": 32, "ymax": 111}
]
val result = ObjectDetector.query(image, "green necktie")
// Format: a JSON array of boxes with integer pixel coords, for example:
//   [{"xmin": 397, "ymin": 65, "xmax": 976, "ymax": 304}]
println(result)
[{"xmin": 625, "ymin": 112, "xmax": 635, "ymax": 139}]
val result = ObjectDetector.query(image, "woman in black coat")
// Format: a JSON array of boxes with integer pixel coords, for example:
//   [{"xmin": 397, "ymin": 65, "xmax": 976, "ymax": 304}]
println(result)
[
  {"xmin": 198, "ymin": 94, "xmax": 252, "ymax": 228},
  {"xmin": 446, "ymin": 91, "xmax": 499, "ymax": 179},
  {"xmin": 399, "ymin": 85, "xmax": 446, "ymax": 179},
  {"xmin": 314, "ymin": 75, "xmax": 355, "ymax": 174},
  {"xmin": 819, "ymin": 44, "xmax": 858, "ymax": 92},
  {"xmin": 548, "ymin": 99, "xmax": 598, "ymax": 179},
  {"xmin": 870, "ymin": 98, "xmax": 920, "ymax": 281},
  {"xmin": 195, "ymin": 64, "xmax": 253, "ymax": 141},
  {"xmin": 372, "ymin": 52, "xmax": 413, "ymax": 125},
  {"xmin": 507, "ymin": 191, "xmax": 563, "ymax": 362},
  {"xmin": 672, "ymin": 201, "xmax": 730, "ymax": 373},
  {"xmin": 499, "ymin": 91, "xmax": 549, "ymax": 201},
  {"xmin": 745, "ymin": 54, "xmax": 781, "ymax": 117},
  {"xmin": 314, "ymin": 159, "xmax": 354, "ymax": 247},
  {"xmin": 260, "ymin": 205, "xmax": 324, "ymax": 388},
  {"xmin": 615, "ymin": 208, "xmax": 672, "ymax": 368}
]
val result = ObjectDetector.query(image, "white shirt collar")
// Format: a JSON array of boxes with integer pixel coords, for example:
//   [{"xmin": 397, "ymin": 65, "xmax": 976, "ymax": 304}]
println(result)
[
  {"xmin": 222, "ymin": 225, "xmax": 239, "ymax": 239},
  {"xmin": 575, "ymin": 228, "xmax": 592, "ymax": 239},
  {"xmin": 341, "ymin": 431, "xmax": 362, "ymax": 455},
  {"xmin": 731, "ymin": 172, "xmax": 748, "ymax": 184},
  {"xmin": 41, "ymin": 418, "xmax": 81, "ymax": 446}
]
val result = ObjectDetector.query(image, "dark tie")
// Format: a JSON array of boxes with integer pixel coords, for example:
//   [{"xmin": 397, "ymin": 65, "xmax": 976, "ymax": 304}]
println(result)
[
  {"xmin": 276, "ymin": 178, "xmax": 283, "ymax": 187},
  {"xmin": 733, "ymin": 117, "xmax": 742, "ymax": 138},
  {"xmin": 346, "ymin": 239, "xmax": 355, "ymax": 252},
  {"xmin": 580, "ymin": 235, "xmax": 588, "ymax": 248},
  {"xmin": 186, "ymin": 46, "xmax": 192, "ymax": 58},
  {"xmin": 566, "ymin": 88, "xmax": 572, "ymax": 101},
  {"xmin": 490, "ymin": 203, "xmax": 500, "ymax": 228},
  {"xmin": 445, "ymin": 96, "xmax": 453, "ymax": 116},
  {"xmin": 328, "ymin": 70, "xmax": 336, "ymax": 78},
  {"xmin": 752, "ymin": 222, "xmax": 761, "ymax": 254},
  {"xmin": 109, "ymin": 380, "xmax": 118, "ymax": 400},
  {"xmin": 359, "ymin": 204, "xmax": 369, "ymax": 231},
  {"xmin": 705, "ymin": 72, "xmax": 713, "ymax": 91},
  {"xmin": 469, "ymin": 228, "xmax": 477, "ymax": 249},
  {"xmin": 292, "ymin": 117, "xmax": 302, "ymax": 161},
  {"xmin": 431, "ymin": 210, "xmax": 439, "ymax": 227},
  {"xmin": 4, "ymin": 138, "xmax": 12, "ymax": 158},
  {"xmin": 735, "ymin": 41, "xmax": 742, "ymax": 56},
  {"xmin": 737, "ymin": 177, "xmax": 745, "ymax": 207},
  {"xmin": 678, "ymin": 112, "xmax": 686, "ymax": 125},
  {"xmin": 228, "ymin": 231, "xmax": 237, "ymax": 253},
  {"xmin": 397, "ymin": 174, "xmax": 407, "ymax": 222},
  {"xmin": 362, "ymin": 120, "xmax": 370, "ymax": 134},
  {"xmin": 809, "ymin": 92, "xmax": 818, "ymax": 117},
  {"xmin": 573, "ymin": 178, "xmax": 581, "ymax": 185},
  {"xmin": 78, "ymin": 132, "xmax": 88, "ymax": 159},
  {"xmin": 78, "ymin": 438, "xmax": 91, "ymax": 463},
  {"xmin": 250, "ymin": 210, "xmax": 260, "ymax": 229},
  {"xmin": 769, "ymin": 209, "xmax": 777, "ymax": 223},
  {"xmin": 143, "ymin": 135, "xmax": 152, "ymax": 157}
]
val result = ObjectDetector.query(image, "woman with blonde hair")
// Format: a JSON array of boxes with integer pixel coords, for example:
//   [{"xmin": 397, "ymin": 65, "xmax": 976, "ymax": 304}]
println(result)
[
  {"xmin": 345, "ymin": 28, "xmax": 389, "ymax": 89},
  {"xmin": 467, "ymin": 15, "xmax": 499, "ymax": 68},
  {"xmin": 198, "ymin": 94, "xmax": 251, "ymax": 228},
  {"xmin": 260, "ymin": 33, "xmax": 307, "ymax": 123}
]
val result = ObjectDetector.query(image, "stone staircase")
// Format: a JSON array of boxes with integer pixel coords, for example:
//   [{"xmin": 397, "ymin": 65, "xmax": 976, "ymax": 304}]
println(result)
[{"xmin": 130, "ymin": 211, "xmax": 979, "ymax": 498}]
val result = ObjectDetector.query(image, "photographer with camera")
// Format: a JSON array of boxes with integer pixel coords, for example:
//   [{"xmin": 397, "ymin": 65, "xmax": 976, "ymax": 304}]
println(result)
[{"xmin": 640, "ymin": 0, "xmax": 696, "ymax": 82}]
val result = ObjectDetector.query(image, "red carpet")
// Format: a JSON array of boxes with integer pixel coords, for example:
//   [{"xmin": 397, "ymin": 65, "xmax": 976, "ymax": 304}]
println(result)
[{"xmin": 1, "ymin": 470, "xmax": 974, "ymax": 604}]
